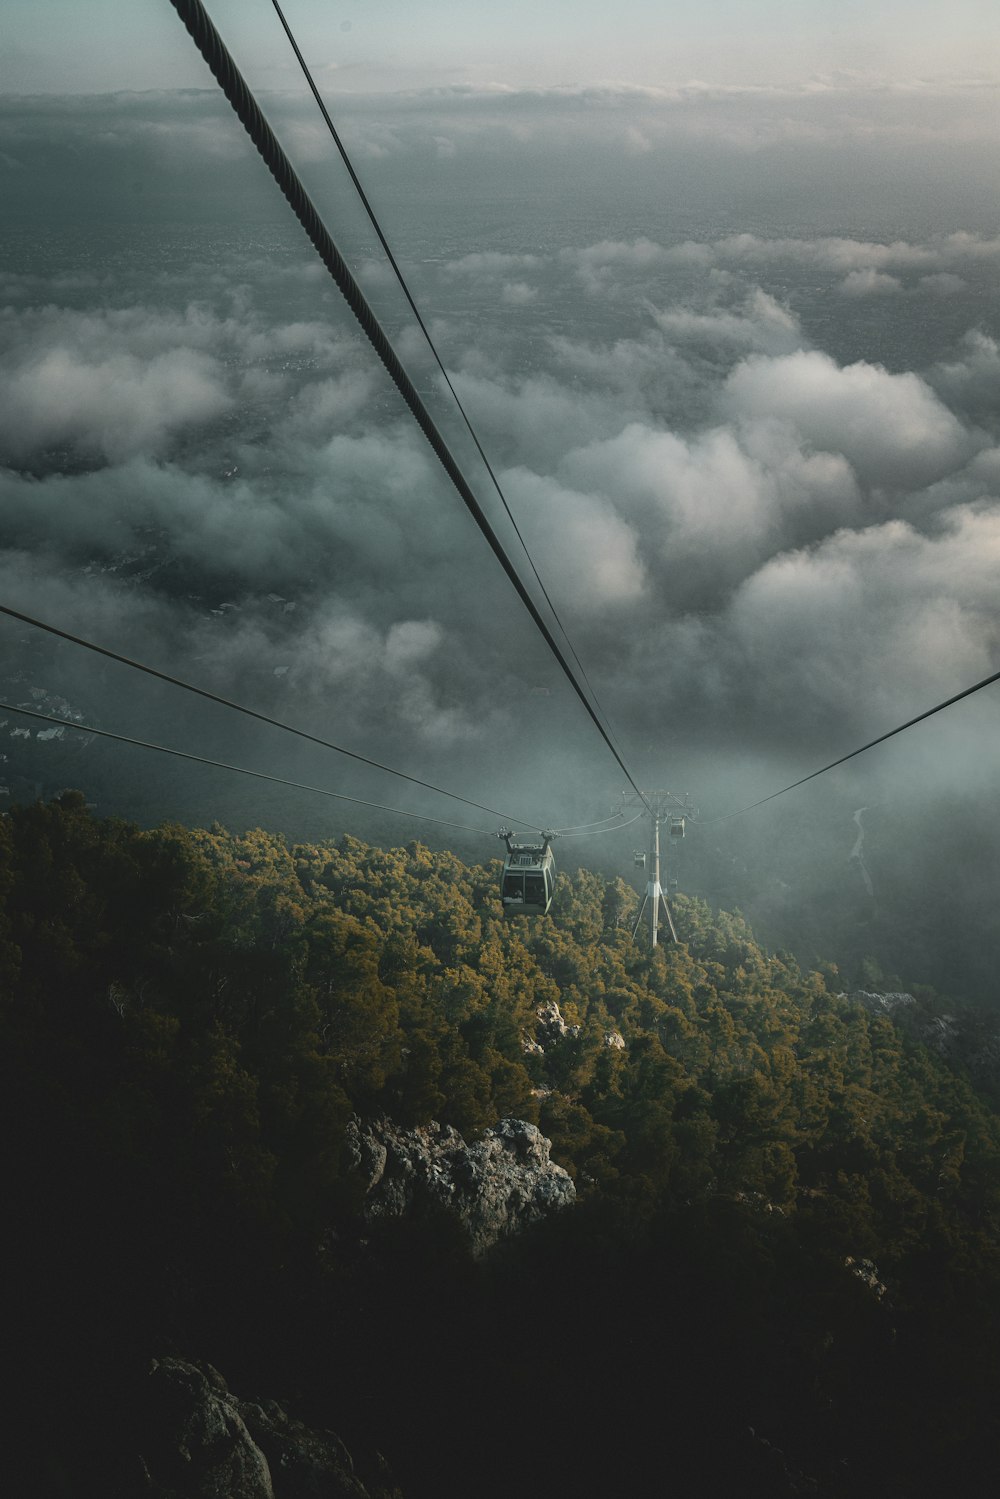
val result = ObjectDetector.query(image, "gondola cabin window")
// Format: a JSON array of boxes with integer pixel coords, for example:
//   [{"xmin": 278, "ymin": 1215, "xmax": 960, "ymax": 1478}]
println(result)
[{"xmin": 499, "ymin": 833, "xmax": 556, "ymax": 916}]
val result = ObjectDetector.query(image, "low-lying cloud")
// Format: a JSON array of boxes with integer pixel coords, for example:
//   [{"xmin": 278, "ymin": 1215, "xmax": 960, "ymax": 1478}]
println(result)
[{"xmin": 3, "ymin": 91, "xmax": 1000, "ymax": 831}]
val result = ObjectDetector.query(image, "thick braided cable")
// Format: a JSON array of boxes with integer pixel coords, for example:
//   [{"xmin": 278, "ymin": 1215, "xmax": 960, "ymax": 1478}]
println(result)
[
  {"xmin": 268, "ymin": 0, "xmax": 633, "ymax": 773},
  {"xmin": 166, "ymin": 0, "xmax": 650, "ymax": 812}
]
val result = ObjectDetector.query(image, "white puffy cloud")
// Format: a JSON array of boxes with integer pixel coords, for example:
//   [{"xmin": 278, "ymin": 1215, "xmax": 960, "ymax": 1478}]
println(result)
[
  {"xmin": 286, "ymin": 371, "xmax": 378, "ymax": 438},
  {"xmin": 270, "ymin": 605, "xmax": 485, "ymax": 748},
  {"xmin": 0, "ymin": 299, "xmax": 370, "ymax": 464},
  {"xmin": 500, "ymin": 281, "xmax": 538, "ymax": 307},
  {"xmin": 919, "ymin": 272, "xmax": 967, "ymax": 295},
  {"xmin": 500, "ymin": 470, "xmax": 646, "ymax": 608},
  {"xmin": 4, "ymin": 97, "xmax": 999, "ymax": 821},
  {"xmin": 651, "ymin": 289, "xmax": 802, "ymax": 355},
  {"xmin": 450, "ymin": 368, "xmax": 633, "ymax": 471},
  {"xmin": 442, "ymin": 251, "xmax": 543, "ymax": 279},
  {"xmin": 839, "ymin": 269, "xmax": 903, "ymax": 297},
  {"xmin": 721, "ymin": 350, "xmax": 971, "ymax": 489},
  {"xmin": 558, "ymin": 416, "xmax": 862, "ymax": 607},
  {"xmin": 667, "ymin": 230, "xmax": 1000, "ymax": 276},
  {"xmin": 0, "ymin": 344, "xmax": 232, "ymax": 462},
  {"xmin": 930, "ymin": 331, "xmax": 1000, "ymax": 429},
  {"xmin": 728, "ymin": 504, "xmax": 1000, "ymax": 732},
  {"xmin": 560, "ymin": 238, "xmax": 669, "ymax": 295}
]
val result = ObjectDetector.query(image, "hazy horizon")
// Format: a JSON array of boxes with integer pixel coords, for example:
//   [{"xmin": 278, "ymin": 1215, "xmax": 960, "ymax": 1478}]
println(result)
[{"xmin": 5, "ymin": 0, "xmax": 999, "ymax": 94}]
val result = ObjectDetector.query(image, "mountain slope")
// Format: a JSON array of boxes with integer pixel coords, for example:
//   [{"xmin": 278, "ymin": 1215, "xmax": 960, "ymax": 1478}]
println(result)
[{"xmin": 2, "ymin": 793, "xmax": 999, "ymax": 1496}]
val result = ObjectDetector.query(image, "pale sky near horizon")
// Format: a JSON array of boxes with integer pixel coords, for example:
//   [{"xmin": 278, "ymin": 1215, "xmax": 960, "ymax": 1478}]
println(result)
[{"xmin": 2, "ymin": 0, "xmax": 999, "ymax": 95}]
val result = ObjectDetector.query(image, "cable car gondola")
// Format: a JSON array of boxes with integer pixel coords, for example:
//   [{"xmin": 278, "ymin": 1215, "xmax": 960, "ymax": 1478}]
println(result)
[{"xmin": 498, "ymin": 830, "xmax": 556, "ymax": 916}]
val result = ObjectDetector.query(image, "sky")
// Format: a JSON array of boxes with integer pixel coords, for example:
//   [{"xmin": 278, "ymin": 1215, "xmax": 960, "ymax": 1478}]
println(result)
[
  {"xmin": 2, "ymin": 2, "xmax": 1000, "ymax": 985},
  {"xmin": 2, "ymin": 0, "xmax": 1000, "ymax": 94}
]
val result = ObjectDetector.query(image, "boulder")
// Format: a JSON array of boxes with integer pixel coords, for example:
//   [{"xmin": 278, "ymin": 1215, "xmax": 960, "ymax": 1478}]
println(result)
[
  {"xmin": 137, "ymin": 1359, "xmax": 273, "ymax": 1499},
  {"xmin": 846, "ymin": 990, "xmax": 917, "ymax": 1019},
  {"xmin": 344, "ymin": 1115, "xmax": 575, "ymax": 1256},
  {"xmin": 136, "ymin": 1359, "xmax": 389, "ymax": 1499},
  {"xmin": 845, "ymin": 1255, "xmax": 889, "ymax": 1301},
  {"xmin": 846, "ymin": 990, "xmax": 999, "ymax": 1089},
  {"xmin": 535, "ymin": 999, "xmax": 580, "ymax": 1042}
]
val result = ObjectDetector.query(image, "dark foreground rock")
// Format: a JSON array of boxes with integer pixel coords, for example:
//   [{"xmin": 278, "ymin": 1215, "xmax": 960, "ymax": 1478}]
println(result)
[
  {"xmin": 344, "ymin": 1114, "xmax": 576, "ymax": 1256},
  {"xmin": 135, "ymin": 1358, "xmax": 399, "ymax": 1499}
]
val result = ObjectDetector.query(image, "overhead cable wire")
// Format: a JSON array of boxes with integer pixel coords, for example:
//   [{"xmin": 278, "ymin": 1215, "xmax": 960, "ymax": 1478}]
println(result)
[
  {"xmin": 0, "ymin": 602, "xmax": 535, "ymax": 828},
  {"xmin": 552, "ymin": 812, "xmax": 626, "ymax": 834},
  {"xmin": 267, "ymin": 0, "xmax": 632, "ymax": 772},
  {"xmin": 0, "ymin": 702, "xmax": 493, "ymax": 836},
  {"xmin": 166, "ymin": 0, "xmax": 652, "ymax": 816},
  {"xmin": 556, "ymin": 810, "xmax": 644, "ymax": 838},
  {"xmin": 700, "ymin": 662, "xmax": 1000, "ymax": 824}
]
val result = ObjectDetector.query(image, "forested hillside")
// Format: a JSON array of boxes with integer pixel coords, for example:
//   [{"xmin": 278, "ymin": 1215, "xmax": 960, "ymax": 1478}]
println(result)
[{"xmin": 3, "ymin": 793, "xmax": 1000, "ymax": 1496}]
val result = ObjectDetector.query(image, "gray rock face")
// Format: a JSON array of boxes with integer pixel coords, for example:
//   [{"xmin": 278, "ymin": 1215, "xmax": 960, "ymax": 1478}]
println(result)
[
  {"xmin": 848, "ymin": 990, "xmax": 965, "ymax": 1062},
  {"xmin": 921, "ymin": 1012, "xmax": 962, "ymax": 1055},
  {"xmin": 535, "ymin": 999, "xmax": 580, "ymax": 1042},
  {"xmin": 845, "ymin": 1255, "xmax": 888, "ymax": 1301},
  {"xmin": 847, "ymin": 989, "xmax": 961, "ymax": 1052},
  {"xmin": 344, "ymin": 1115, "xmax": 576, "ymax": 1256},
  {"xmin": 139, "ymin": 1359, "xmax": 274, "ymax": 1499},
  {"xmin": 846, "ymin": 989, "xmax": 1000, "ymax": 1101},
  {"xmin": 847, "ymin": 990, "xmax": 918, "ymax": 1018},
  {"xmin": 965, "ymin": 1031, "xmax": 1000, "ymax": 1095},
  {"xmin": 137, "ymin": 1359, "xmax": 387, "ymax": 1499}
]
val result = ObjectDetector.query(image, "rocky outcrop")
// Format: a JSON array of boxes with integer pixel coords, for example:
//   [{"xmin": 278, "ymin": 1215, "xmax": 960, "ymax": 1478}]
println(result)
[
  {"xmin": 847, "ymin": 990, "xmax": 918, "ymax": 1020},
  {"xmin": 534, "ymin": 999, "xmax": 580, "ymax": 1043},
  {"xmin": 846, "ymin": 990, "xmax": 998, "ymax": 1087},
  {"xmin": 733, "ymin": 1189, "xmax": 785, "ymax": 1216},
  {"xmin": 344, "ymin": 1115, "xmax": 575, "ymax": 1256},
  {"xmin": 136, "ymin": 1358, "xmax": 393, "ymax": 1499},
  {"xmin": 847, "ymin": 989, "xmax": 966, "ymax": 1057},
  {"xmin": 965, "ymin": 1031, "xmax": 1000, "ymax": 1096},
  {"xmin": 845, "ymin": 1255, "xmax": 888, "ymax": 1301},
  {"xmin": 604, "ymin": 1029, "xmax": 625, "ymax": 1050}
]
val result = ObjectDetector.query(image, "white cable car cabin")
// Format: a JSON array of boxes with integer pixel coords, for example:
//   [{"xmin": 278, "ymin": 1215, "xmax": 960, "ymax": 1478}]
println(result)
[{"xmin": 498, "ymin": 831, "xmax": 556, "ymax": 916}]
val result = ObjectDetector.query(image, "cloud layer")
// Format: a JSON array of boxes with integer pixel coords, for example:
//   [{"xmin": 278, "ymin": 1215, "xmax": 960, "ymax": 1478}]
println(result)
[{"xmin": 3, "ymin": 90, "xmax": 1000, "ymax": 832}]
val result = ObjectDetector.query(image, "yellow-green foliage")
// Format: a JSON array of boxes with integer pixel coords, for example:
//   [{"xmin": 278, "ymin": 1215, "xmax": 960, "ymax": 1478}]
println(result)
[
  {"xmin": 7, "ymin": 796, "xmax": 1000, "ymax": 1495},
  {"xmin": 2, "ymin": 793, "xmax": 999, "ymax": 1282}
]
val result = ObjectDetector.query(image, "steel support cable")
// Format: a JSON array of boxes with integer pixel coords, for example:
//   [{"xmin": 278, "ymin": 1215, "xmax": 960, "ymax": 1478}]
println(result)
[
  {"xmin": 0, "ymin": 602, "xmax": 534, "ymax": 828},
  {"xmin": 699, "ymin": 662, "xmax": 1000, "ymax": 824},
  {"xmin": 0, "ymin": 702, "xmax": 492, "ymax": 836},
  {"xmin": 166, "ymin": 0, "xmax": 652, "ymax": 816},
  {"xmin": 267, "ymin": 0, "xmax": 632, "ymax": 775},
  {"xmin": 556, "ymin": 810, "xmax": 644, "ymax": 838},
  {"xmin": 552, "ymin": 812, "xmax": 626, "ymax": 834}
]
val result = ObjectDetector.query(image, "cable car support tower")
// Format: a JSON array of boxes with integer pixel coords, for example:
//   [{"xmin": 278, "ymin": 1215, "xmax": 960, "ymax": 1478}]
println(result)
[{"xmin": 623, "ymin": 790, "xmax": 694, "ymax": 948}]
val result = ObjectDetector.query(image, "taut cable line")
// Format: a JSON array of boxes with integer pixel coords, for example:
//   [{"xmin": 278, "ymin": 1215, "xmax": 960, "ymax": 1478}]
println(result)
[
  {"xmin": 166, "ymin": 0, "xmax": 652, "ymax": 815},
  {"xmin": 0, "ymin": 602, "xmax": 535, "ymax": 828},
  {"xmin": 552, "ymin": 813, "xmax": 626, "ymax": 834},
  {"xmin": 0, "ymin": 702, "xmax": 494, "ymax": 837},
  {"xmin": 267, "ymin": 0, "xmax": 633, "ymax": 774},
  {"xmin": 556, "ymin": 811, "xmax": 644, "ymax": 838},
  {"xmin": 700, "ymin": 663, "xmax": 1000, "ymax": 824}
]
